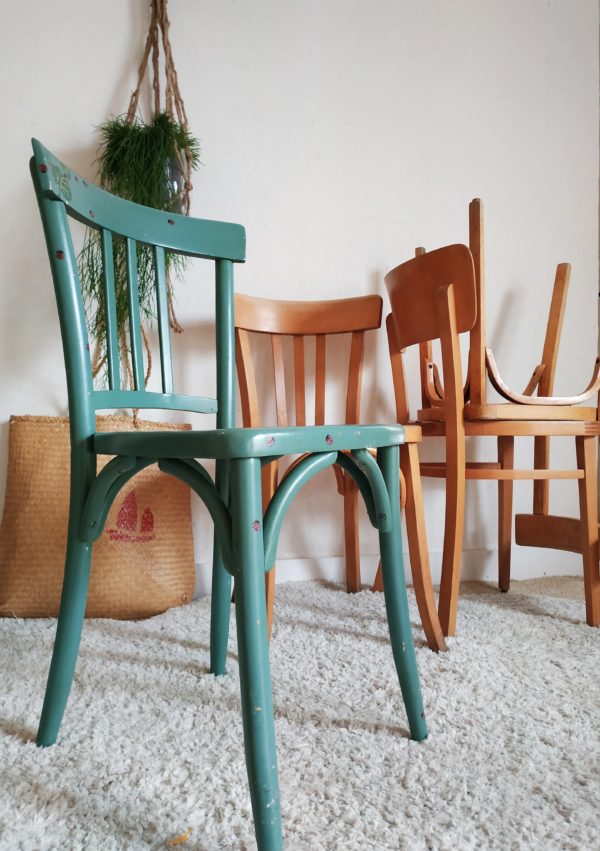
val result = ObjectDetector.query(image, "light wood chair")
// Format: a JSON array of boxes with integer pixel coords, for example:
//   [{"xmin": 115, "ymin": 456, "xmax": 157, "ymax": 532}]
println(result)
[
  {"xmin": 235, "ymin": 292, "xmax": 446, "ymax": 651},
  {"xmin": 381, "ymin": 239, "xmax": 600, "ymax": 637}
]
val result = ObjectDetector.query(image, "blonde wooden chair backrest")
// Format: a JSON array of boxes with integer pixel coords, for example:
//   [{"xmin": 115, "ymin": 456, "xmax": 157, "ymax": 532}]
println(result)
[
  {"xmin": 385, "ymin": 244, "xmax": 477, "ymax": 350},
  {"xmin": 384, "ymin": 244, "xmax": 477, "ymax": 424},
  {"xmin": 235, "ymin": 293, "xmax": 383, "ymax": 428}
]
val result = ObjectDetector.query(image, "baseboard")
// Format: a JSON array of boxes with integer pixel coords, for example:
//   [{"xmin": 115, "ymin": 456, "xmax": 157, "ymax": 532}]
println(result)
[{"xmin": 194, "ymin": 547, "xmax": 583, "ymax": 597}]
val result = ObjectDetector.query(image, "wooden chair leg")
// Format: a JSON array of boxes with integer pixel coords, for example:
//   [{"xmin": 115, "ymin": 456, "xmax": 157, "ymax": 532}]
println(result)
[
  {"xmin": 372, "ymin": 562, "xmax": 383, "ymax": 592},
  {"xmin": 576, "ymin": 436, "xmax": 600, "ymax": 627},
  {"xmin": 533, "ymin": 435, "xmax": 550, "ymax": 515},
  {"xmin": 231, "ymin": 458, "xmax": 283, "ymax": 850},
  {"xmin": 262, "ymin": 462, "xmax": 278, "ymax": 637},
  {"xmin": 435, "ymin": 282, "xmax": 467, "ymax": 637},
  {"xmin": 377, "ymin": 445, "xmax": 428, "ymax": 740},
  {"xmin": 498, "ymin": 436, "xmax": 514, "ymax": 592},
  {"xmin": 265, "ymin": 570, "xmax": 276, "ymax": 638},
  {"xmin": 372, "ymin": 454, "xmax": 446, "ymax": 650},
  {"xmin": 401, "ymin": 443, "xmax": 447, "ymax": 651},
  {"xmin": 437, "ymin": 436, "xmax": 466, "ymax": 638},
  {"xmin": 344, "ymin": 479, "xmax": 361, "ymax": 592},
  {"xmin": 37, "ymin": 536, "xmax": 93, "ymax": 747}
]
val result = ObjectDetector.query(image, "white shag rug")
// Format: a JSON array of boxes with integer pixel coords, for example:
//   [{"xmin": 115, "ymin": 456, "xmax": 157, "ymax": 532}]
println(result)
[{"xmin": 0, "ymin": 577, "xmax": 598, "ymax": 850}]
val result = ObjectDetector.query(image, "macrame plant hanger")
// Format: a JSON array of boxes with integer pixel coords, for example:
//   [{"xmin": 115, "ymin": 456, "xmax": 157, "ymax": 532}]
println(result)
[
  {"xmin": 127, "ymin": 0, "xmax": 193, "ymax": 334},
  {"xmin": 127, "ymin": 0, "xmax": 194, "ymax": 222},
  {"xmin": 92, "ymin": 0, "xmax": 195, "ymax": 401}
]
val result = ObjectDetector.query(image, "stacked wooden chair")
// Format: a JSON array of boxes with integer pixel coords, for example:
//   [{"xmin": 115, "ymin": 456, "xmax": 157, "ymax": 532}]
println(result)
[
  {"xmin": 29, "ymin": 140, "xmax": 429, "ymax": 851},
  {"xmin": 380, "ymin": 206, "xmax": 600, "ymax": 636},
  {"xmin": 235, "ymin": 292, "xmax": 446, "ymax": 650}
]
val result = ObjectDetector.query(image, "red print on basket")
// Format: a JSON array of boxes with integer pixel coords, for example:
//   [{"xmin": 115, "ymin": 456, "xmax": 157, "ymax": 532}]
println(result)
[{"xmin": 107, "ymin": 489, "xmax": 155, "ymax": 543}]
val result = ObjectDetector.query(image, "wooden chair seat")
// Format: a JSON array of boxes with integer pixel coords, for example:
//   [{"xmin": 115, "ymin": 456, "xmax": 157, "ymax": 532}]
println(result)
[
  {"xmin": 418, "ymin": 412, "xmax": 600, "ymax": 436},
  {"xmin": 419, "ymin": 404, "xmax": 599, "ymax": 423}
]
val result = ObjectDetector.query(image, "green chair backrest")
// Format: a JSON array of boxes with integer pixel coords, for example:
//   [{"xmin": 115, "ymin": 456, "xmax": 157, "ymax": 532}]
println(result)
[{"xmin": 30, "ymin": 139, "xmax": 246, "ymax": 437}]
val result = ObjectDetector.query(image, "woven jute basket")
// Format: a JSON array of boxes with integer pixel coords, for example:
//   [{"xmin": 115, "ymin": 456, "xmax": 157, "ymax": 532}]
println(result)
[{"xmin": 0, "ymin": 415, "xmax": 196, "ymax": 619}]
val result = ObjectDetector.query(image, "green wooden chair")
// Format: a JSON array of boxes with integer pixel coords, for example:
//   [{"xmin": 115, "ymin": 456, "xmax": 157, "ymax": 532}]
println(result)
[{"xmin": 30, "ymin": 139, "xmax": 428, "ymax": 851}]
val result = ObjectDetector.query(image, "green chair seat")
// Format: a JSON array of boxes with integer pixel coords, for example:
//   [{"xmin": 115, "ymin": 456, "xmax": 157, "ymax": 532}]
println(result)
[{"xmin": 94, "ymin": 423, "xmax": 406, "ymax": 460}]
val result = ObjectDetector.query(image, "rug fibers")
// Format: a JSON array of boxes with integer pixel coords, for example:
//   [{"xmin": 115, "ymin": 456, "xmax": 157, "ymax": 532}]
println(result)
[{"xmin": 0, "ymin": 577, "xmax": 598, "ymax": 850}]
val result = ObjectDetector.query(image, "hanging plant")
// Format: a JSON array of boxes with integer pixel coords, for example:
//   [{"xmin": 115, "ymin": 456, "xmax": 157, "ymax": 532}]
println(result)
[
  {"xmin": 95, "ymin": 111, "xmax": 200, "ymax": 212},
  {"xmin": 77, "ymin": 0, "xmax": 200, "ymax": 384}
]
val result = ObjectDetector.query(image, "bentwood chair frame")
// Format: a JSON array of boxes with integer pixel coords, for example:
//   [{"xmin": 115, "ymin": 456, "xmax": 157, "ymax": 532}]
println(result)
[
  {"xmin": 462, "ymin": 199, "xmax": 600, "ymax": 609},
  {"xmin": 386, "ymin": 241, "xmax": 600, "ymax": 638},
  {"xmin": 234, "ymin": 292, "xmax": 446, "ymax": 650},
  {"xmin": 30, "ymin": 140, "xmax": 428, "ymax": 851}
]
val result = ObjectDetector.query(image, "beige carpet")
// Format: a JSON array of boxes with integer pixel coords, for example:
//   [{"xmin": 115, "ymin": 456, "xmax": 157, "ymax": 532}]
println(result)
[{"xmin": 0, "ymin": 576, "xmax": 597, "ymax": 849}]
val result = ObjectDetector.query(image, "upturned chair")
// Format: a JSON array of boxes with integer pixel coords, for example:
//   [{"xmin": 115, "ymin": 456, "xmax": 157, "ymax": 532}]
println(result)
[
  {"xmin": 463, "ymin": 199, "xmax": 600, "ymax": 607},
  {"xmin": 234, "ymin": 292, "xmax": 446, "ymax": 650},
  {"xmin": 383, "ymin": 242, "xmax": 600, "ymax": 638},
  {"xmin": 30, "ymin": 140, "xmax": 428, "ymax": 851}
]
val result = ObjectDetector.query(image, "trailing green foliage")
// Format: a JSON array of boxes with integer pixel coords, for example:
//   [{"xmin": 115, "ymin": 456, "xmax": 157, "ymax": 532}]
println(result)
[
  {"xmin": 79, "ymin": 235, "xmax": 157, "ymax": 366},
  {"xmin": 77, "ymin": 112, "xmax": 200, "ymax": 380}
]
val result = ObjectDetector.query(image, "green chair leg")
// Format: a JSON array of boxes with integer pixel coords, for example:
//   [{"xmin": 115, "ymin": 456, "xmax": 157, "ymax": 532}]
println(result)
[
  {"xmin": 210, "ymin": 540, "xmax": 232, "ymax": 676},
  {"xmin": 231, "ymin": 458, "xmax": 283, "ymax": 851},
  {"xmin": 377, "ymin": 446, "xmax": 428, "ymax": 742},
  {"xmin": 210, "ymin": 459, "xmax": 232, "ymax": 676},
  {"xmin": 37, "ymin": 536, "xmax": 93, "ymax": 747}
]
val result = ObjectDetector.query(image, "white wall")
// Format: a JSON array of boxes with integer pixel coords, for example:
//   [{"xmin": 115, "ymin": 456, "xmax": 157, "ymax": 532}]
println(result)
[{"xmin": 1, "ymin": 0, "xmax": 598, "ymax": 589}]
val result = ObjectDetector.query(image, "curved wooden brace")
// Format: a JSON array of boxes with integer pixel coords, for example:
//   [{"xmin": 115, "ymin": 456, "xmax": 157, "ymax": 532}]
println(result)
[
  {"xmin": 486, "ymin": 347, "xmax": 600, "ymax": 406},
  {"xmin": 277, "ymin": 451, "xmax": 347, "ymax": 495},
  {"xmin": 263, "ymin": 452, "xmax": 338, "ymax": 572},
  {"xmin": 334, "ymin": 451, "xmax": 380, "ymax": 526},
  {"xmin": 80, "ymin": 455, "xmax": 155, "ymax": 542},
  {"xmin": 262, "ymin": 448, "xmax": 392, "ymax": 573},
  {"xmin": 364, "ymin": 448, "xmax": 407, "ymax": 508},
  {"xmin": 425, "ymin": 360, "xmax": 445, "ymax": 404},
  {"xmin": 522, "ymin": 363, "xmax": 546, "ymax": 396},
  {"xmin": 424, "ymin": 359, "xmax": 470, "ymax": 406},
  {"xmin": 179, "ymin": 455, "xmax": 215, "ymax": 483},
  {"xmin": 350, "ymin": 449, "xmax": 393, "ymax": 532},
  {"xmin": 332, "ymin": 463, "xmax": 347, "ymax": 495},
  {"xmin": 158, "ymin": 459, "xmax": 235, "ymax": 574}
]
